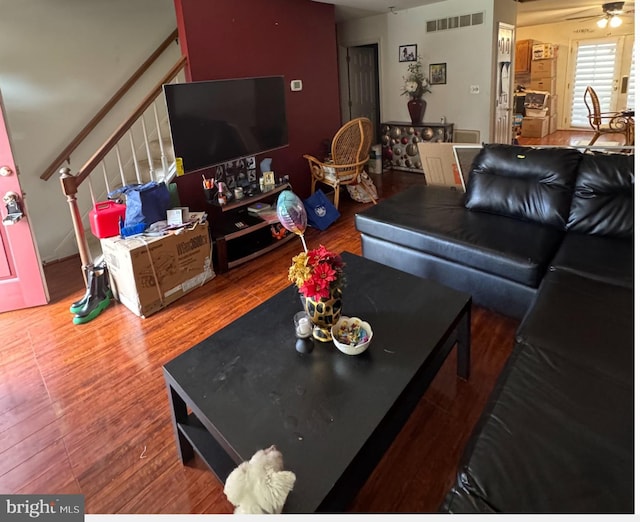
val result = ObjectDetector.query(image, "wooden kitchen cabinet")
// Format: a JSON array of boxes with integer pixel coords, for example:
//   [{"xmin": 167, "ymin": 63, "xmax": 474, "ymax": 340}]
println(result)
[{"xmin": 515, "ymin": 39, "xmax": 536, "ymax": 74}]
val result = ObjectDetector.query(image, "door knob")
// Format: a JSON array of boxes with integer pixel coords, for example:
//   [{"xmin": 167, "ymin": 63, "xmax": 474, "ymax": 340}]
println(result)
[{"xmin": 2, "ymin": 191, "xmax": 24, "ymax": 225}]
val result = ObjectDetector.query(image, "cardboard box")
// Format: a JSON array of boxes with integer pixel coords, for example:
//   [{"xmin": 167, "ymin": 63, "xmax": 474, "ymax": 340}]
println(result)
[
  {"xmin": 532, "ymin": 43, "xmax": 557, "ymax": 60},
  {"xmin": 101, "ymin": 222, "xmax": 215, "ymax": 317},
  {"xmin": 166, "ymin": 207, "xmax": 190, "ymax": 226},
  {"xmin": 529, "ymin": 77, "xmax": 557, "ymax": 94},
  {"xmin": 521, "ymin": 116, "xmax": 549, "ymax": 138},
  {"xmin": 530, "ymin": 58, "xmax": 557, "ymax": 79},
  {"xmin": 525, "ymin": 107, "xmax": 548, "ymax": 118},
  {"xmin": 417, "ymin": 142, "xmax": 466, "ymax": 192}
]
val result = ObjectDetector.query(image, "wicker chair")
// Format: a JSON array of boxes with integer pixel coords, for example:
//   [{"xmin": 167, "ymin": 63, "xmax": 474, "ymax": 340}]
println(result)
[
  {"xmin": 584, "ymin": 86, "xmax": 634, "ymax": 146},
  {"xmin": 304, "ymin": 117, "xmax": 376, "ymax": 210}
]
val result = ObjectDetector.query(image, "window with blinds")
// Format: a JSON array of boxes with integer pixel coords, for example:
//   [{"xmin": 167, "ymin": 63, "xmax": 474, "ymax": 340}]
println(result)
[{"xmin": 570, "ymin": 41, "xmax": 617, "ymax": 127}]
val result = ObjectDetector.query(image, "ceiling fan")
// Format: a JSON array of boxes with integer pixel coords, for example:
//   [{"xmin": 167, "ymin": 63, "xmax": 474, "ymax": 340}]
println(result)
[{"xmin": 566, "ymin": 2, "xmax": 634, "ymax": 27}]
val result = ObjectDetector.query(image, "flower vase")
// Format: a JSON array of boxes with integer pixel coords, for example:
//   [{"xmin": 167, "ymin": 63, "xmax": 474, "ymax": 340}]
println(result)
[
  {"xmin": 304, "ymin": 286, "xmax": 342, "ymax": 342},
  {"xmin": 407, "ymin": 98, "xmax": 426, "ymax": 125}
]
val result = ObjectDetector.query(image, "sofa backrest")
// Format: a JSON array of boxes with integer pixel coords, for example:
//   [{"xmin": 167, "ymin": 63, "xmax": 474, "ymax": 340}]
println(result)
[
  {"xmin": 567, "ymin": 152, "xmax": 634, "ymax": 238},
  {"xmin": 465, "ymin": 144, "xmax": 582, "ymax": 229}
]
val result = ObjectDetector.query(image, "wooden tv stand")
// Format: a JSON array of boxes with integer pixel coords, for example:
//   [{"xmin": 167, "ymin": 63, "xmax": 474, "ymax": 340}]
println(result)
[{"xmin": 207, "ymin": 183, "xmax": 295, "ymax": 273}]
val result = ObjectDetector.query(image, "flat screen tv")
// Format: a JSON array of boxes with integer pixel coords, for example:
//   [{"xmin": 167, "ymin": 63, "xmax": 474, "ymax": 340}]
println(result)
[{"xmin": 163, "ymin": 76, "xmax": 288, "ymax": 174}]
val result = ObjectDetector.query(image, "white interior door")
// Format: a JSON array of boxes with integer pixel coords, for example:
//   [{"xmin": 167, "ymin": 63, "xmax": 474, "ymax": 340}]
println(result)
[{"xmin": 494, "ymin": 22, "xmax": 515, "ymax": 144}]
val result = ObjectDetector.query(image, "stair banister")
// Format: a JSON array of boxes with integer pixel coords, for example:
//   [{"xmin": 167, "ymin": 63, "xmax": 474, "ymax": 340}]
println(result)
[
  {"xmin": 73, "ymin": 56, "xmax": 186, "ymax": 186},
  {"xmin": 40, "ymin": 29, "xmax": 179, "ymax": 181},
  {"xmin": 59, "ymin": 167, "xmax": 92, "ymax": 277}
]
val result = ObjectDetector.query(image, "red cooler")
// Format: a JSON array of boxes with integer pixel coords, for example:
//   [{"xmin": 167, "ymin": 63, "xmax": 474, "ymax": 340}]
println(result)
[{"xmin": 89, "ymin": 201, "xmax": 126, "ymax": 238}]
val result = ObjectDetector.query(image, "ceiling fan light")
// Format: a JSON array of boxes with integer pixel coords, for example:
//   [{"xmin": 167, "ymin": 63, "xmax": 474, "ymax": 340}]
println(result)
[
  {"xmin": 597, "ymin": 17, "xmax": 609, "ymax": 28},
  {"xmin": 609, "ymin": 15, "xmax": 623, "ymax": 27}
]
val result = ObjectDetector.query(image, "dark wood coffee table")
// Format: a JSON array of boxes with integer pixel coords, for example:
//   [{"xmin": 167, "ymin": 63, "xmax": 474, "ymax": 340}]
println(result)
[{"xmin": 163, "ymin": 252, "xmax": 471, "ymax": 513}]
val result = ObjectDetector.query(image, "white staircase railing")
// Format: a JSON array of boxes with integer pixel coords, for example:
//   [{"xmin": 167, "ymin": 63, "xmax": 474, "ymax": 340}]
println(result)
[{"xmin": 53, "ymin": 35, "xmax": 187, "ymax": 277}]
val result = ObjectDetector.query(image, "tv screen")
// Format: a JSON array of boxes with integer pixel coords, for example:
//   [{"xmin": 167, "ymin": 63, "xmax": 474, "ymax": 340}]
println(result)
[{"xmin": 163, "ymin": 76, "xmax": 288, "ymax": 174}]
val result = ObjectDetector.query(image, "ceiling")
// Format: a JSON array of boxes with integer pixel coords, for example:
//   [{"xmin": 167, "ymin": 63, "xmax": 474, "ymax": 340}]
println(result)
[{"xmin": 311, "ymin": 0, "xmax": 636, "ymax": 27}]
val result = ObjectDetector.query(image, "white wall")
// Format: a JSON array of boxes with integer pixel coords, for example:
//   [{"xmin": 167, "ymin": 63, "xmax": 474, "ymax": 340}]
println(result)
[
  {"xmin": 337, "ymin": 0, "xmax": 517, "ymax": 142},
  {"xmin": 516, "ymin": 18, "xmax": 634, "ymax": 130},
  {"xmin": 0, "ymin": 0, "xmax": 178, "ymax": 263}
]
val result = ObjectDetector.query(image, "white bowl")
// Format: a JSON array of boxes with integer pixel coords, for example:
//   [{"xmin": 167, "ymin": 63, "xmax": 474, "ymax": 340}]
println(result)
[{"xmin": 331, "ymin": 316, "xmax": 373, "ymax": 355}]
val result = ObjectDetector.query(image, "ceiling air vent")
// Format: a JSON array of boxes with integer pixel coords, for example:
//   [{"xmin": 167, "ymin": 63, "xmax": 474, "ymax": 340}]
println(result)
[{"xmin": 427, "ymin": 12, "xmax": 484, "ymax": 32}]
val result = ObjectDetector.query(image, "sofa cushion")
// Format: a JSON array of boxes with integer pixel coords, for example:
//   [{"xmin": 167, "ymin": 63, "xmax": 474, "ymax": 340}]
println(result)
[
  {"xmin": 465, "ymin": 144, "xmax": 582, "ymax": 229},
  {"xmin": 442, "ymin": 341, "xmax": 634, "ymax": 513},
  {"xmin": 516, "ymin": 269, "xmax": 634, "ymax": 387},
  {"xmin": 355, "ymin": 186, "xmax": 564, "ymax": 287},
  {"xmin": 550, "ymin": 232, "xmax": 633, "ymax": 289},
  {"xmin": 567, "ymin": 152, "xmax": 634, "ymax": 238}
]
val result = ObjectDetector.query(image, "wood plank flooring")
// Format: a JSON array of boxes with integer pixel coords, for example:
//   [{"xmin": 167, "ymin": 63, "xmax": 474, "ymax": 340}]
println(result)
[{"xmin": 0, "ymin": 131, "xmax": 591, "ymax": 514}]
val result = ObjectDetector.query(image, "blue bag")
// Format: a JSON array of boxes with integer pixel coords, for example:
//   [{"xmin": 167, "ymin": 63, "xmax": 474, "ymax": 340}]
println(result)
[
  {"xmin": 303, "ymin": 190, "xmax": 340, "ymax": 231},
  {"xmin": 109, "ymin": 181, "xmax": 171, "ymax": 228}
]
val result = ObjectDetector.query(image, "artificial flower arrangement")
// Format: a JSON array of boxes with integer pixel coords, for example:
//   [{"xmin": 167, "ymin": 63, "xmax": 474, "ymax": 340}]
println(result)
[
  {"xmin": 288, "ymin": 245, "xmax": 345, "ymax": 301},
  {"xmin": 401, "ymin": 57, "xmax": 431, "ymax": 99}
]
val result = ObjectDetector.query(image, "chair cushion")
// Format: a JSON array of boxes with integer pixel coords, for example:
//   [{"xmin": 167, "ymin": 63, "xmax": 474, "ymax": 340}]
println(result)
[
  {"xmin": 516, "ymin": 269, "xmax": 634, "ymax": 386},
  {"xmin": 355, "ymin": 186, "xmax": 563, "ymax": 287},
  {"xmin": 465, "ymin": 144, "xmax": 582, "ymax": 229},
  {"xmin": 567, "ymin": 152, "xmax": 634, "ymax": 238},
  {"xmin": 445, "ymin": 339, "xmax": 634, "ymax": 513},
  {"xmin": 321, "ymin": 164, "xmax": 337, "ymax": 182},
  {"xmin": 550, "ymin": 232, "xmax": 633, "ymax": 289}
]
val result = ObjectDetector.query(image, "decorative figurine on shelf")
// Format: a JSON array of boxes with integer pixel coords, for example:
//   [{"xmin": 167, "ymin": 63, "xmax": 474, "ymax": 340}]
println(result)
[{"xmin": 260, "ymin": 157, "xmax": 273, "ymax": 175}]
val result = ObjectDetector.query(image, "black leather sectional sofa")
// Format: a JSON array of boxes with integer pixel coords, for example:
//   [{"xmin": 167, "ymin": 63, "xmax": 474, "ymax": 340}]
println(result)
[{"xmin": 355, "ymin": 144, "xmax": 634, "ymax": 513}]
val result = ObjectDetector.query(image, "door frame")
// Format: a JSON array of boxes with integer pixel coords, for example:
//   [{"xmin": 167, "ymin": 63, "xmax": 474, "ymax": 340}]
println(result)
[
  {"xmin": 564, "ymin": 34, "xmax": 632, "ymax": 129},
  {"xmin": 338, "ymin": 37, "xmax": 383, "ymax": 134}
]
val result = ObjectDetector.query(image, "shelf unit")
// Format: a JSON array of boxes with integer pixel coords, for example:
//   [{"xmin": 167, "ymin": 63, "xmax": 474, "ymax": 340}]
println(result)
[
  {"xmin": 381, "ymin": 121, "xmax": 454, "ymax": 173},
  {"xmin": 207, "ymin": 183, "xmax": 295, "ymax": 273}
]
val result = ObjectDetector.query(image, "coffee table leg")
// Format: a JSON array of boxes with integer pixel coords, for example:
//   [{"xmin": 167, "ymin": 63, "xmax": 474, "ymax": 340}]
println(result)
[
  {"xmin": 167, "ymin": 384, "xmax": 195, "ymax": 463},
  {"xmin": 456, "ymin": 302, "xmax": 471, "ymax": 380}
]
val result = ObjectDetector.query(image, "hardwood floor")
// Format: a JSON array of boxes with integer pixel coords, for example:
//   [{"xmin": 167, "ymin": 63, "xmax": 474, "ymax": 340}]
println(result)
[{"xmin": 0, "ymin": 131, "xmax": 591, "ymax": 514}]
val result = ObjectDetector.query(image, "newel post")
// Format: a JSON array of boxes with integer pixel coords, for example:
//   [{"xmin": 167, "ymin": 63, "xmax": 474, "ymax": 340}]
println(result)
[{"xmin": 59, "ymin": 167, "xmax": 92, "ymax": 280}]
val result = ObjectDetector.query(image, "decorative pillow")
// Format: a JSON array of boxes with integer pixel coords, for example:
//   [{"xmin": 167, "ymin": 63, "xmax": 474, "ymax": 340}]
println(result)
[
  {"xmin": 464, "ymin": 144, "xmax": 581, "ymax": 229},
  {"xmin": 322, "ymin": 165, "xmax": 337, "ymax": 182},
  {"xmin": 567, "ymin": 152, "xmax": 634, "ymax": 238}
]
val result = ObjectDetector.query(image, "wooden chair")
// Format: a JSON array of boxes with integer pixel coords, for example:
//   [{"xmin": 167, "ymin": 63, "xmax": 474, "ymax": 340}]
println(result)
[
  {"xmin": 304, "ymin": 117, "xmax": 376, "ymax": 210},
  {"xmin": 584, "ymin": 86, "xmax": 634, "ymax": 146}
]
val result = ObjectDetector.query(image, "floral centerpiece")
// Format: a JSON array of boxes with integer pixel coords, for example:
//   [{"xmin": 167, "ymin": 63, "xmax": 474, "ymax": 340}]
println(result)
[
  {"xmin": 288, "ymin": 245, "xmax": 345, "ymax": 301},
  {"xmin": 401, "ymin": 57, "xmax": 431, "ymax": 124},
  {"xmin": 401, "ymin": 57, "xmax": 431, "ymax": 100},
  {"xmin": 289, "ymin": 245, "xmax": 345, "ymax": 342}
]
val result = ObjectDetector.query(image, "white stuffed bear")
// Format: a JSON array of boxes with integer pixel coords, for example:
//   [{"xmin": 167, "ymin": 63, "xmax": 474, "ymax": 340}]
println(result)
[{"xmin": 223, "ymin": 445, "xmax": 296, "ymax": 514}]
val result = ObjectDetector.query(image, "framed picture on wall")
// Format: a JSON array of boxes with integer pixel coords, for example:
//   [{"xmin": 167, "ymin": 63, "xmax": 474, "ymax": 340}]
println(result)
[
  {"xmin": 399, "ymin": 44, "xmax": 417, "ymax": 62},
  {"xmin": 429, "ymin": 63, "xmax": 447, "ymax": 85}
]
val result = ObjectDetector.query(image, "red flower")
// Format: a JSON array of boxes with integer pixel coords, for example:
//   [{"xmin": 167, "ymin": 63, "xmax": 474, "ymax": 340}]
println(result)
[{"xmin": 290, "ymin": 244, "xmax": 345, "ymax": 300}]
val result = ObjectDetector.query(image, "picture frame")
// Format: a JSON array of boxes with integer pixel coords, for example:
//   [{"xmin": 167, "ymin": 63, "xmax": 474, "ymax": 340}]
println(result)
[
  {"xmin": 429, "ymin": 63, "xmax": 447, "ymax": 85},
  {"xmin": 262, "ymin": 171, "xmax": 275, "ymax": 185},
  {"xmin": 399, "ymin": 44, "xmax": 417, "ymax": 62}
]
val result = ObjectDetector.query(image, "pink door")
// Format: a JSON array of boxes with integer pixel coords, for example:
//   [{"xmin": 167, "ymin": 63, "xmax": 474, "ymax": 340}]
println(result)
[{"xmin": 0, "ymin": 92, "xmax": 49, "ymax": 312}]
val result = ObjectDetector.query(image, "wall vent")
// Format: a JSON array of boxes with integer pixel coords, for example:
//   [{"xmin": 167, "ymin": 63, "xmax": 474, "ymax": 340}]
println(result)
[
  {"xmin": 453, "ymin": 129, "xmax": 481, "ymax": 143},
  {"xmin": 427, "ymin": 12, "xmax": 484, "ymax": 32}
]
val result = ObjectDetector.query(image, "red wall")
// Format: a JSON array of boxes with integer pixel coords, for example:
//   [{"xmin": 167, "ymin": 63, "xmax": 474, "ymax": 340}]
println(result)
[{"xmin": 172, "ymin": 0, "xmax": 341, "ymax": 211}]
